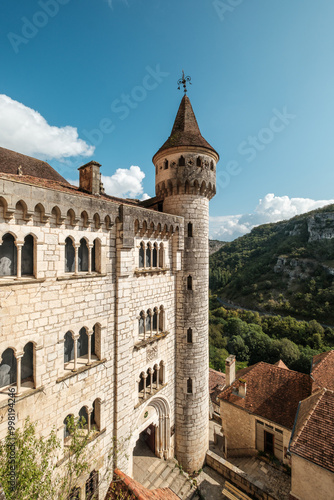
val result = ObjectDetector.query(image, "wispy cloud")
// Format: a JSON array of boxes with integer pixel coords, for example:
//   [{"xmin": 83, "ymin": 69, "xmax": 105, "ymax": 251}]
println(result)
[
  {"xmin": 210, "ymin": 194, "xmax": 334, "ymax": 241},
  {"xmin": 0, "ymin": 95, "xmax": 94, "ymax": 161}
]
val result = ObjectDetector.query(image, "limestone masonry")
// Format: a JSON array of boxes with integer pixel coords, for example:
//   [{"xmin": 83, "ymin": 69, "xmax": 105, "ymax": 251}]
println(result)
[{"xmin": 0, "ymin": 94, "xmax": 218, "ymax": 498}]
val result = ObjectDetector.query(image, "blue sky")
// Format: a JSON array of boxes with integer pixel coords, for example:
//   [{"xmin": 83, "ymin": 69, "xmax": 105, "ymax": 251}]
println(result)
[{"xmin": 1, "ymin": 0, "xmax": 334, "ymax": 240}]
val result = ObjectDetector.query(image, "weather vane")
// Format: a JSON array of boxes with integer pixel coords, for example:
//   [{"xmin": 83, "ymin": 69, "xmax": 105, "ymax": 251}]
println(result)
[{"xmin": 177, "ymin": 70, "xmax": 191, "ymax": 93}]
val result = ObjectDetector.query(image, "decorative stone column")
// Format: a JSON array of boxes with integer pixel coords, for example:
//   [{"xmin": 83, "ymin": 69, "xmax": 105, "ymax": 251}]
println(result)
[
  {"xmin": 15, "ymin": 242, "xmax": 23, "ymax": 279},
  {"xmin": 15, "ymin": 352, "xmax": 23, "ymax": 395},
  {"xmin": 72, "ymin": 334, "xmax": 79, "ymax": 371}
]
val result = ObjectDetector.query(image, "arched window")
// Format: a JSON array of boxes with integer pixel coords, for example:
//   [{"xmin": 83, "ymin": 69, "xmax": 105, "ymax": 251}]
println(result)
[
  {"xmin": 64, "ymin": 331, "xmax": 74, "ymax": 364},
  {"xmin": 187, "ymin": 378, "xmax": 193, "ymax": 394},
  {"xmin": 139, "ymin": 311, "xmax": 145, "ymax": 335},
  {"xmin": 22, "ymin": 234, "xmax": 34, "ymax": 276},
  {"xmin": 92, "ymin": 238, "xmax": 101, "ymax": 273},
  {"xmin": 65, "ymin": 237, "xmax": 75, "ymax": 273},
  {"xmin": 187, "ymin": 222, "xmax": 193, "ymax": 238},
  {"xmin": 79, "ymin": 406, "xmax": 89, "ymax": 429},
  {"xmin": 187, "ymin": 275, "xmax": 193, "ymax": 290},
  {"xmin": 78, "ymin": 239, "xmax": 88, "ymax": 272},
  {"xmin": 159, "ymin": 306, "xmax": 164, "ymax": 332},
  {"xmin": 153, "ymin": 243, "xmax": 158, "ymax": 267},
  {"xmin": 153, "ymin": 307, "xmax": 158, "ymax": 331},
  {"xmin": 0, "ymin": 234, "xmax": 17, "ymax": 276},
  {"xmin": 139, "ymin": 242, "xmax": 145, "ymax": 268},
  {"xmin": 91, "ymin": 399, "xmax": 101, "ymax": 431},
  {"xmin": 159, "ymin": 243, "xmax": 164, "ymax": 268},
  {"xmin": 21, "ymin": 342, "xmax": 34, "ymax": 386},
  {"xmin": 85, "ymin": 470, "xmax": 99, "ymax": 500},
  {"xmin": 164, "ymin": 159, "xmax": 168, "ymax": 170},
  {"xmin": 146, "ymin": 243, "xmax": 151, "ymax": 267},
  {"xmin": 196, "ymin": 157, "xmax": 202, "ymax": 167},
  {"xmin": 146, "ymin": 310, "xmax": 152, "ymax": 334},
  {"xmin": 64, "ymin": 414, "xmax": 74, "ymax": 440},
  {"xmin": 138, "ymin": 372, "xmax": 145, "ymax": 393},
  {"xmin": 178, "ymin": 155, "xmax": 185, "ymax": 166},
  {"xmin": 187, "ymin": 328, "xmax": 193, "ymax": 344},
  {"xmin": 0, "ymin": 348, "xmax": 17, "ymax": 388},
  {"xmin": 78, "ymin": 327, "xmax": 88, "ymax": 358}
]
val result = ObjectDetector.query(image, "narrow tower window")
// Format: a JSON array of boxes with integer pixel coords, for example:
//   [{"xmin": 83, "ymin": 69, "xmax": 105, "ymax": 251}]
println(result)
[
  {"xmin": 187, "ymin": 378, "xmax": 193, "ymax": 394},
  {"xmin": 210, "ymin": 160, "xmax": 214, "ymax": 171},
  {"xmin": 196, "ymin": 157, "xmax": 202, "ymax": 167},
  {"xmin": 178, "ymin": 155, "xmax": 185, "ymax": 166},
  {"xmin": 187, "ymin": 222, "xmax": 193, "ymax": 238},
  {"xmin": 187, "ymin": 275, "xmax": 193, "ymax": 291},
  {"xmin": 187, "ymin": 328, "xmax": 193, "ymax": 344},
  {"xmin": 164, "ymin": 159, "xmax": 168, "ymax": 169}
]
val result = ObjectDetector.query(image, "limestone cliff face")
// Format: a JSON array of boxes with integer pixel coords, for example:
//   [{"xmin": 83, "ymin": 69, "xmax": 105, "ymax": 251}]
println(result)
[{"xmin": 307, "ymin": 213, "xmax": 334, "ymax": 242}]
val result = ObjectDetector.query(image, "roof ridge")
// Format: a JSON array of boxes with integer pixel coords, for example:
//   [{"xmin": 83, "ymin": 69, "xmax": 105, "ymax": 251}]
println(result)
[
  {"xmin": 312, "ymin": 349, "xmax": 334, "ymax": 374},
  {"xmin": 290, "ymin": 388, "xmax": 325, "ymax": 447}
]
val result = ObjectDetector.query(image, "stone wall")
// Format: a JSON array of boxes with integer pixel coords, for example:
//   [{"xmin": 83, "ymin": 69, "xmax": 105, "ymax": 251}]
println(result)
[{"xmin": 290, "ymin": 453, "xmax": 334, "ymax": 500}]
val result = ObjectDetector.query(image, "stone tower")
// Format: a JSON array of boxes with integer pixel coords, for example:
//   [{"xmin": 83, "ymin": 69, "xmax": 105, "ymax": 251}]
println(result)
[{"xmin": 153, "ymin": 94, "xmax": 219, "ymax": 472}]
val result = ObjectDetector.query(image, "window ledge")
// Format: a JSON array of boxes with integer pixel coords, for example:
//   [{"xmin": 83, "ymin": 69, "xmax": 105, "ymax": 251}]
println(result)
[
  {"xmin": 134, "ymin": 383, "xmax": 167, "ymax": 409},
  {"xmin": 56, "ymin": 428, "xmax": 106, "ymax": 467},
  {"xmin": 134, "ymin": 267, "xmax": 169, "ymax": 276},
  {"xmin": 0, "ymin": 386, "xmax": 45, "ymax": 409},
  {"xmin": 57, "ymin": 273, "xmax": 106, "ymax": 281},
  {"xmin": 0, "ymin": 277, "xmax": 45, "ymax": 287},
  {"xmin": 56, "ymin": 358, "xmax": 106, "ymax": 383},
  {"xmin": 134, "ymin": 331, "xmax": 169, "ymax": 350}
]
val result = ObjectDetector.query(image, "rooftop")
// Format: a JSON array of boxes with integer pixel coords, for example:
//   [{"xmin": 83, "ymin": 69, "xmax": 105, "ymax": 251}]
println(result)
[
  {"xmin": 153, "ymin": 95, "xmax": 218, "ymax": 160},
  {"xmin": 311, "ymin": 349, "xmax": 334, "ymax": 391},
  {"xmin": 106, "ymin": 469, "xmax": 179, "ymax": 500},
  {"xmin": 289, "ymin": 389, "xmax": 334, "ymax": 473},
  {"xmin": 219, "ymin": 362, "xmax": 313, "ymax": 429}
]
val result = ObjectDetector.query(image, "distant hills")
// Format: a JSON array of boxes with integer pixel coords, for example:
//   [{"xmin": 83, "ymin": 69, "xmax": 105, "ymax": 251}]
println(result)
[{"xmin": 209, "ymin": 204, "xmax": 334, "ymax": 323}]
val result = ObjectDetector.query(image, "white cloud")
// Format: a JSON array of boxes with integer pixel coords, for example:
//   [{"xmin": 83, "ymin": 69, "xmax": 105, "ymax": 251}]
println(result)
[
  {"xmin": 210, "ymin": 193, "xmax": 334, "ymax": 241},
  {"xmin": 67, "ymin": 165, "xmax": 150, "ymax": 200},
  {"xmin": 0, "ymin": 94, "xmax": 94, "ymax": 160}
]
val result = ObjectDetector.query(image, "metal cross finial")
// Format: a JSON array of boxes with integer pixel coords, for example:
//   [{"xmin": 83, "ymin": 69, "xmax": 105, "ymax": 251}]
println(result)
[{"xmin": 177, "ymin": 70, "xmax": 191, "ymax": 93}]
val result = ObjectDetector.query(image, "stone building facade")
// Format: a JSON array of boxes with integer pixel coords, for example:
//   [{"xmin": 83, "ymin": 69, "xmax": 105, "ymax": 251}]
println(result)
[{"xmin": 0, "ymin": 94, "xmax": 218, "ymax": 498}]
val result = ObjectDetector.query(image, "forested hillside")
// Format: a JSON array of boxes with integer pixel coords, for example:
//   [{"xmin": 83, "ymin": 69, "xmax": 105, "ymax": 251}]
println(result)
[{"xmin": 209, "ymin": 204, "xmax": 334, "ymax": 323}]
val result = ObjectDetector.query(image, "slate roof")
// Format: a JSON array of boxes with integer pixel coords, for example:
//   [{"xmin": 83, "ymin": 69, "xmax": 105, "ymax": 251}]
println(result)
[
  {"xmin": 311, "ymin": 349, "xmax": 334, "ymax": 391},
  {"xmin": 105, "ymin": 469, "xmax": 179, "ymax": 500},
  {"xmin": 153, "ymin": 95, "xmax": 218, "ymax": 159},
  {"xmin": 219, "ymin": 362, "xmax": 313, "ymax": 429},
  {"xmin": 0, "ymin": 146, "xmax": 68, "ymax": 184},
  {"xmin": 289, "ymin": 389, "xmax": 334, "ymax": 473}
]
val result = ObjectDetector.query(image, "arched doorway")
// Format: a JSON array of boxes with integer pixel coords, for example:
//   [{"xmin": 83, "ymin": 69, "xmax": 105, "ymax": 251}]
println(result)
[{"xmin": 131, "ymin": 396, "xmax": 171, "ymax": 477}]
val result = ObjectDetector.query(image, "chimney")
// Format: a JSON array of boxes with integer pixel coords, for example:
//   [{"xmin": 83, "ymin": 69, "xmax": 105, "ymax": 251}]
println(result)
[
  {"xmin": 238, "ymin": 379, "xmax": 247, "ymax": 398},
  {"xmin": 225, "ymin": 354, "xmax": 236, "ymax": 386},
  {"xmin": 78, "ymin": 161, "xmax": 102, "ymax": 195}
]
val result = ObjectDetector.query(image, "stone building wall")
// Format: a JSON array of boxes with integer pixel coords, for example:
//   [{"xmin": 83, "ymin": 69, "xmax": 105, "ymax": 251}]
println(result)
[
  {"xmin": 290, "ymin": 454, "xmax": 334, "ymax": 500},
  {"xmin": 0, "ymin": 176, "xmax": 184, "ymax": 497}
]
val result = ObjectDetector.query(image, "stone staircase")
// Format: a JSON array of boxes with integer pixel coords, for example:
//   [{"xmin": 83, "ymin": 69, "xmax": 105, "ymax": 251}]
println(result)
[{"xmin": 142, "ymin": 458, "xmax": 197, "ymax": 499}]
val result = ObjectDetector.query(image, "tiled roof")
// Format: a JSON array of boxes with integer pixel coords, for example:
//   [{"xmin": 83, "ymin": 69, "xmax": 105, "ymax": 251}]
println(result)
[
  {"xmin": 209, "ymin": 368, "xmax": 225, "ymax": 405},
  {"xmin": 0, "ymin": 146, "xmax": 68, "ymax": 184},
  {"xmin": 105, "ymin": 469, "xmax": 179, "ymax": 499},
  {"xmin": 153, "ymin": 95, "xmax": 218, "ymax": 159},
  {"xmin": 311, "ymin": 350, "xmax": 334, "ymax": 390},
  {"xmin": 219, "ymin": 362, "xmax": 313, "ymax": 429},
  {"xmin": 290, "ymin": 389, "xmax": 334, "ymax": 473}
]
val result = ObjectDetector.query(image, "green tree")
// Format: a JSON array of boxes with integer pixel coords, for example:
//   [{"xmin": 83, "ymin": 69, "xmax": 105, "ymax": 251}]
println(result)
[{"xmin": 0, "ymin": 416, "xmax": 93, "ymax": 500}]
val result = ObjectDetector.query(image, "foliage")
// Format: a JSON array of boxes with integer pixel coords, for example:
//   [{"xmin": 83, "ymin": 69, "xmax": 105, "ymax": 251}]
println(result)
[
  {"xmin": 0, "ymin": 416, "xmax": 93, "ymax": 500},
  {"xmin": 208, "ymin": 298, "xmax": 334, "ymax": 373},
  {"xmin": 209, "ymin": 204, "xmax": 334, "ymax": 323}
]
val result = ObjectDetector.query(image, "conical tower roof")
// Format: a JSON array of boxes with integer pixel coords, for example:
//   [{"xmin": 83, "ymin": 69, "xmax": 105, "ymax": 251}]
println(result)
[{"xmin": 153, "ymin": 95, "xmax": 219, "ymax": 160}]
